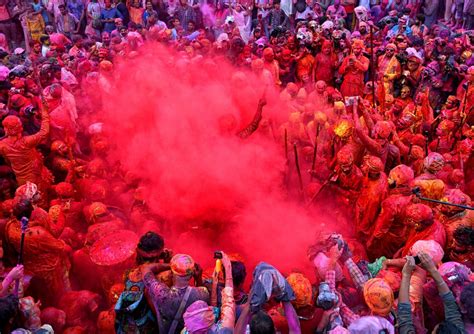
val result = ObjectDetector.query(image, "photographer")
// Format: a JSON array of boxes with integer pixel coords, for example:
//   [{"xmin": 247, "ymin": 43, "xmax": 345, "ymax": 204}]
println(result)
[{"xmin": 399, "ymin": 253, "xmax": 465, "ymax": 334}]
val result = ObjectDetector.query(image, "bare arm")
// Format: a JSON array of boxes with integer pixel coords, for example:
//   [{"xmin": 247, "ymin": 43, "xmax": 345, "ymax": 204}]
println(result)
[{"xmin": 283, "ymin": 301, "xmax": 301, "ymax": 334}]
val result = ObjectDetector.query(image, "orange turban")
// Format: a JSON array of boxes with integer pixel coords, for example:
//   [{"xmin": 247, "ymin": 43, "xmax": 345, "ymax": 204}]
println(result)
[
  {"xmin": 363, "ymin": 278, "xmax": 394, "ymax": 316},
  {"xmin": 352, "ymin": 39, "xmax": 364, "ymax": 49},
  {"xmin": 287, "ymin": 273, "xmax": 313, "ymax": 307},
  {"xmin": 170, "ymin": 254, "xmax": 195, "ymax": 276}
]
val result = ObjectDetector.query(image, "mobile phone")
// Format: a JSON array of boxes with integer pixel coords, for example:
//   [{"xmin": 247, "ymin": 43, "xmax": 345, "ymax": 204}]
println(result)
[
  {"xmin": 414, "ymin": 255, "xmax": 421, "ymax": 265},
  {"xmin": 214, "ymin": 251, "xmax": 223, "ymax": 259}
]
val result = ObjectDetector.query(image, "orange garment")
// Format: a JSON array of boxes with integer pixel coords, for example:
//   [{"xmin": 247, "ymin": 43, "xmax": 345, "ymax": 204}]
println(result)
[
  {"xmin": 0, "ymin": 110, "xmax": 51, "ymax": 191},
  {"xmin": 339, "ymin": 54, "xmax": 369, "ymax": 97}
]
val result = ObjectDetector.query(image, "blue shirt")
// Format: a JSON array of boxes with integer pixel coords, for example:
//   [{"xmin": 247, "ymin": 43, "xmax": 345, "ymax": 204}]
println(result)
[{"xmin": 100, "ymin": 7, "xmax": 123, "ymax": 32}]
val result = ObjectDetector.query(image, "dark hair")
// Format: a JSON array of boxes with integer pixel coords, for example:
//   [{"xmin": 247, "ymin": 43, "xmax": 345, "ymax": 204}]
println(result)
[
  {"xmin": 250, "ymin": 311, "xmax": 275, "ymax": 334},
  {"xmin": 435, "ymin": 321, "xmax": 464, "ymax": 334},
  {"xmin": 13, "ymin": 199, "xmax": 34, "ymax": 220},
  {"xmin": 460, "ymin": 282, "xmax": 474, "ymax": 323},
  {"xmin": 138, "ymin": 231, "xmax": 164, "ymax": 252},
  {"xmin": 416, "ymin": 13, "xmax": 425, "ymax": 23},
  {"xmin": 0, "ymin": 50, "xmax": 8, "ymax": 60},
  {"xmin": 453, "ymin": 226, "xmax": 473, "ymax": 246},
  {"xmin": 0, "ymin": 294, "xmax": 19, "ymax": 327},
  {"xmin": 231, "ymin": 261, "xmax": 246, "ymax": 287}
]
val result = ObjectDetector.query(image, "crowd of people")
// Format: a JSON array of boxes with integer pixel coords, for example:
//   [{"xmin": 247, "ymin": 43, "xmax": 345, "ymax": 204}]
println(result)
[{"xmin": 0, "ymin": 0, "xmax": 473, "ymax": 333}]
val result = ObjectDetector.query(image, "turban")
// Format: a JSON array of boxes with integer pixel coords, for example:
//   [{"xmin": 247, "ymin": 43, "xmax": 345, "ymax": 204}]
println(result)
[
  {"xmin": 2, "ymin": 115, "xmax": 23, "ymax": 135},
  {"xmin": 348, "ymin": 316, "xmax": 395, "ymax": 334},
  {"xmin": 183, "ymin": 301, "xmax": 215, "ymax": 332},
  {"xmin": 171, "ymin": 254, "xmax": 195, "ymax": 276},
  {"xmin": 406, "ymin": 47, "xmax": 423, "ymax": 63},
  {"xmin": 410, "ymin": 145, "xmax": 424, "ymax": 160},
  {"xmin": 352, "ymin": 39, "xmax": 364, "ymax": 49},
  {"xmin": 334, "ymin": 120, "xmax": 353, "ymax": 138},
  {"xmin": 405, "ymin": 203, "xmax": 433, "ymax": 226},
  {"xmin": 251, "ymin": 58, "xmax": 264, "ymax": 71},
  {"xmin": 438, "ymin": 119, "xmax": 455, "ymax": 133},
  {"xmin": 337, "ymin": 148, "xmax": 354, "ymax": 166},
  {"xmin": 54, "ymin": 182, "xmax": 74, "ymax": 198},
  {"xmin": 388, "ymin": 165, "xmax": 414, "ymax": 186},
  {"xmin": 15, "ymin": 182, "xmax": 38, "ymax": 201},
  {"xmin": 316, "ymin": 80, "xmax": 327, "ymax": 90},
  {"xmin": 286, "ymin": 273, "xmax": 312, "ymax": 307},
  {"xmin": 413, "ymin": 179, "xmax": 446, "ymax": 200},
  {"xmin": 99, "ymin": 60, "xmax": 113, "ymax": 72},
  {"xmin": 263, "ymin": 47, "xmax": 274, "ymax": 58},
  {"xmin": 363, "ymin": 278, "xmax": 394, "ymax": 316},
  {"xmin": 321, "ymin": 20, "xmax": 334, "ymax": 30},
  {"xmin": 385, "ymin": 43, "xmax": 397, "ymax": 50},
  {"xmin": 365, "ymin": 155, "xmax": 384, "ymax": 173},
  {"xmin": 48, "ymin": 204, "xmax": 62, "ymax": 223},
  {"xmin": 443, "ymin": 189, "xmax": 471, "ymax": 206},
  {"xmin": 374, "ymin": 121, "xmax": 391, "ymax": 139},
  {"xmin": 87, "ymin": 202, "xmax": 108, "ymax": 223},
  {"xmin": 410, "ymin": 240, "xmax": 444, "ymax": 264},
  {"xmin": 424, "ymin": 152, "xmax": 445, "ymax": 174}
]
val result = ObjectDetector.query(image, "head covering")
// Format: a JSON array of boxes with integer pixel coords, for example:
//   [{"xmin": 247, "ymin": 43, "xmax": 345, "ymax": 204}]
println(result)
[
  {"xmin": 388, "ymin": 165, "xmax": 414, "ymax": 186},
  {"xmin": 286, "ymin": 273, "xmax": 312, "ymax": 307},
  {"xmin": 423, "ymin": 152, "xmax": 445, "ymax": 174},
  {"xmin": 171, "ymin": 254, "xmax": 195, "ymax": 276},
  {"xmin": 413, "ymin": 179, "xmax": 446, "ymax": 200},
  {"xmin": 87, "ymin": 202, "xmax": 108, "ymax": 223},
  {"xmin": 363, "ymin": 278, "xmax": 394, "ymax": 316},
  {"xmin": 410, "ymin": 240, "xmax": 444, "ymax": 264},
  {"xmin": 352, "ymin": 39, "xmax": 364, "ymax": 49},
  {"xmin": 365, "ymin": 156, "xmax": 384, "ymax": 173},
  {"xmin": 376, "ymin": 270, "xmax": 401, "ymax": 292},
  {"xmin": 2, "ymin": 116, "xmax": 23, "ymax": 136},
  {"xmin": 443, "ymin": 189, "xmax": 471, "ymax": 206},
  {"xmin": 334, "ymin": 120, "xmax": 353, "ymax": 138},
  {"xmin": 438, "ymin": 262, "xmax": 472, "ymax": 283},
  {"xmin": 99, "ymin": 60, "xmax": 113, "ymax": 72},
  {"xmin": 183, "ymin": 300, "xmax": 215, "ymax": 333},
  {"xmin": 438, "ymin": 119, "xmax": 455, "ymax": 133},
  {"xmin": 337, "ymin": 148, "xmax": 354, "ymax": 166},
  {"xmin": 251, "ymin": 58, "xmax": 264, "ymax": 71},
  {"xmin": 321, "ymin": 20, "xmax": 334, "ymax": 30},
  {"xmin": 15, "ymin": 182, "xmax": 38, "ymax": 201},
  {"xmin": 374, "ymin": 121, "xmax": 391, "ymax": 139},
  {"xmin": 405, "ymin": 203, "xmax": 433, "ymax": 225},
  {"xmin": 55, "ymin": 182, "xmax": 74, "ymax": 198},
  {"xmin": 348, "ymin": 316, "xmax": 395, "ymax": 334}
]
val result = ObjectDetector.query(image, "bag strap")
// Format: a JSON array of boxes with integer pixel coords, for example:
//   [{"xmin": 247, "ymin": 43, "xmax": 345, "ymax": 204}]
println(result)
[{"xmin": 168, "ymin": 286, "xmax": 192, "ymax": 334}]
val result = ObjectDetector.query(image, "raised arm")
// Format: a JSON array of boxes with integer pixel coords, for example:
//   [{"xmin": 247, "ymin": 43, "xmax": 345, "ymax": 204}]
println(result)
[
  {"xmin": 24, "ymin": 102, "xmax": 50, "ymax": 148},
  {"xmin": 236, "ymin": 97, "xmax": 266, "ymax": 139},
  {"xmin": 219, "ymin": 253, "xmax": 235, "ymax": 331}
]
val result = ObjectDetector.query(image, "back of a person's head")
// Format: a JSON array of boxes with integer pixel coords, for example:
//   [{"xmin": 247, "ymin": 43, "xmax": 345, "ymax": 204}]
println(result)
[
  {"xmin": 231, "ymin": 260, "xmax": 246, "ymax": 287},
  {"xmin": 250, "ymin": 311, "xmax": 275, "ymax": 334},
  {"xmin": 348, "ymin": 316, "xmax": 394, "ymax": 334},
  {"xmin": 0, "ymin": 294, "xmax": 19, "ymax": 328},
  {"xmin": 433, "ymin": 321, "xmax": 464, "ymax": 334},
  {"xmin": 460, "ymin": 282, "xmax": 474, "ymax": 323}
]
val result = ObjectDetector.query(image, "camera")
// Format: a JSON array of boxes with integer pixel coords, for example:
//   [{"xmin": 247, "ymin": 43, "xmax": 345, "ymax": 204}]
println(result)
[
  {"xmin": 214, "ymin": 251, "xmax": 223, "ymax": 259},
  {"xmin": 316, "ymin": 282, "xmax": 339, "ymax": 310},
  {"xmin": 23, "ymin": 105, "xmax": 37, "ymax": 115},
  {"xmin": 344, "ymin": 96, "xmax": 357, "ymax": 107},
  {"xmin": 326, "ymin": 233, "xmax": 344, "ymax": 250}
]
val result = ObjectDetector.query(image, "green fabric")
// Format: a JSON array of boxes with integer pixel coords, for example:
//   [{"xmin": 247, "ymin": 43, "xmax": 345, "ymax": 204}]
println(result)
[{"xmin": 368, "ymin": 256, "xmax": 386, "ymax": 277}]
